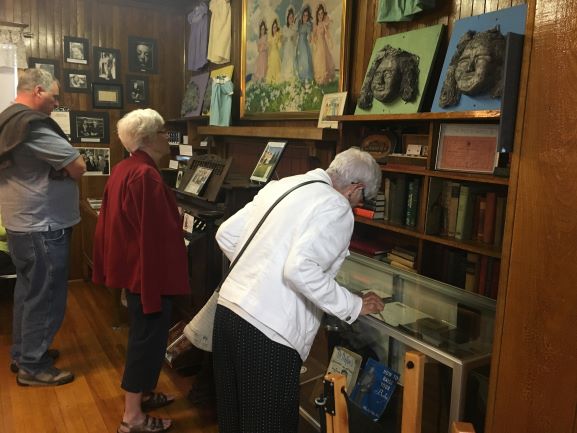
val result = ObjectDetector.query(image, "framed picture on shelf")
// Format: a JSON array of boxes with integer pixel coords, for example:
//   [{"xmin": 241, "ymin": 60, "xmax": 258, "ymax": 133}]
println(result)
[
  {"xmin": 128, "ymin": 36, "xmax": 158, "ymax": 73},
  {"xmin": 93, "ymin": 47, "xmax": 121, "ymax": 82},
  {"xmin": 92, "ymin": 83, "xmax": 123, "ymax": 109},
  {"xmin": 28, "ymin": 57, "xmax": 60, "ymax": 79},
  {"xmin": 126, "ymin": 75, "xmax": 149, "ymax": 104},
  {"xmin": 240, "ymin": 0, "xmax": 351, "ymax": 119},
  {"xmin": 317, "ymin": 91, "xmax": 347, "ymax": 128},
  {"xmin": 63, "ymin": 36, "xmax": 89, "ymax": 64},
  {"xmin": 250, "ymin": 141, "xmax": 287, "ymax": 183},
  {"xmin": 183, "ymin": 166, "xmax": 213, "ymax": 196},
  {"xmin": 76, "ymin": 146, "xmax": 110, "ymax": 175},
  {"xmin": 70, "ymin": 111, "xmax": 110, "ymax": 144},
  {"xmin": 63, "ymin": 69, "xmax": 91, "ymax": 93},
  {"xmin": 435, "ymin": 123, "xmax": 500, "ymax": 174}
]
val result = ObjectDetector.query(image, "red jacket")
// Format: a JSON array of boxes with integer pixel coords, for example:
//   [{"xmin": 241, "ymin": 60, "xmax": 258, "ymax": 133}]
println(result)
[{"xmin": 92, "ymin": 150, "xmax": 189, "ymax": 313}]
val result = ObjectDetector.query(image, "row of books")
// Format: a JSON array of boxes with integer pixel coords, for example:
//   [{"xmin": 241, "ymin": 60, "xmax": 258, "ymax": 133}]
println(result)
[
  {"xmin": 427, "ymin": 180, "xmax": 506, "ymax": 245},
  {"xmin": 353, "ymin": 176, "xmax": 421, "ymax": 228},
  {"xmin": 380, "ymin": 246, "xmax": 417, "ymax": 273},
  {"xmin": 439, "ymin": 249, "xmax": 500, "ymax": 299},
  {"xmin": 326, "ymin": 346, "xmax": 399, "ymax": 421}
]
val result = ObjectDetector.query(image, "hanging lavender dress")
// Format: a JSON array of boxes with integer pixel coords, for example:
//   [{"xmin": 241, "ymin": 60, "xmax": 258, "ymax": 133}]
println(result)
[{"xmin": 187, "ymin": 2, "xmax": 209, "ymax": 71}]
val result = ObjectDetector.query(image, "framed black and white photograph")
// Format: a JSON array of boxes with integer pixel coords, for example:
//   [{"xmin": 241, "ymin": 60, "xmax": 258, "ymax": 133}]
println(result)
[
  {"xmin": 126, "ymin": 75, "xmax": 149, "ymax": 104},
  {"xmin": 128, "ymin": 36, "xmax": 158, "ymax": 73},
  {"xmin": 63, "ymin": 69, "xmax": 91, "ymax": 93},
  {"xmin": 64, "ymin": 36, "xmax": 89, "ymax": 64},
  {"xmin": 92, "ymin": 83, "xmax": 123, "ymax": 109},
  {"xmin": 93, "ymin": 47, "xmax": 121, "ymax": 82},
  {"xmin": 28, "ymin": 58, "xmax": 60, "ymax": 79},
  {"xmin": 77, "ymin": 146, "xmax": 110, "ymax": 175},
  {"xmin": 70, "ymin": 111, "xmax": 110, "ymax": 144}
]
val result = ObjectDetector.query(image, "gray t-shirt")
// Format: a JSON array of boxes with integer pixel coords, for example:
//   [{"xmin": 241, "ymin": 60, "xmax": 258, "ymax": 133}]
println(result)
[{"xmin": 0, "ymin": 122, "xmax": 80, "ymax": 232}]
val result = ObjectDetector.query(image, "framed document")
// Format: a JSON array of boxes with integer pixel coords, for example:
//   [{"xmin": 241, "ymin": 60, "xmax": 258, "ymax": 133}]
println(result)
[
  {"xmin": 436, "ymin": 124, "xmax": 499, "ymax": 174},
  {"xmin": 250, "ymin": 141, "xmax": 287, "ymax": 183}
]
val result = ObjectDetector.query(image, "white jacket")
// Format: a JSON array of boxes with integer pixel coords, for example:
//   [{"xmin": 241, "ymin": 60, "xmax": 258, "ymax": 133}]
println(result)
[{"xmin": 216, "ymin": 168, "xmax": 362, "ymax": 360}]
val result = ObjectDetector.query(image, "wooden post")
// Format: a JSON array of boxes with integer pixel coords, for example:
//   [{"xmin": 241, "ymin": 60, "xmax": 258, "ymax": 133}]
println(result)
[
  {"xmin": 401, "ymin": 350, "xmax": 426, "ymax": 433},
  {"xmin": 324, "ymin": 372, "xmax": 349, "ymax": 433}
]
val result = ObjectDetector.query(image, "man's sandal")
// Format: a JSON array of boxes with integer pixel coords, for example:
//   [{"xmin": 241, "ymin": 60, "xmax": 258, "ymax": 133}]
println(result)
[
  {"xmin": 141, "ymin": 392, "xmax": 175, "ymax": 412},
  {"xmin": 117, "ymin": 414, "xmax": 172, "ymax": 433}
]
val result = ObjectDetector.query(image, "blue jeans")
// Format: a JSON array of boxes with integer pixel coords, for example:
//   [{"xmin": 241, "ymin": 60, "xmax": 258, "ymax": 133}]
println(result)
[{"xmin": 7, "ymin": 228, "xmax": 72, "ymax": 373}]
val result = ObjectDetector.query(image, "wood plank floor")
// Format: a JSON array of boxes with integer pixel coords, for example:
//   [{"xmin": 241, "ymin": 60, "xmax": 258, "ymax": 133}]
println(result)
[{"xmin": 0, "ymin": 280, "xmax": 219, "ymax": 433}]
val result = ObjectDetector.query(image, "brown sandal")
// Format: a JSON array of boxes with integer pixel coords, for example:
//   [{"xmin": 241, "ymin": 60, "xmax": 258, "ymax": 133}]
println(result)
[
  {"xmin": 141, "ymin": 392, "xmax": 175, "ymax": 412},
  {"xmin": 117, "ymin": 414, "xmax": 172, "ymax": 433}
]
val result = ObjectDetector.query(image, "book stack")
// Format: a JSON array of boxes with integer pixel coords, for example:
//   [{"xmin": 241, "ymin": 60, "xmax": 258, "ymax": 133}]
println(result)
[
  {"xmin": 353, "ymin": 192, "xmax": 385, "ymax": 220},
  {"xmin": 349, "ymin": 238, "xmax": 388, "ymax": 259},
  {"xmin": 384, "ymin": 246, "xmax": 417, "ymax": 272}
]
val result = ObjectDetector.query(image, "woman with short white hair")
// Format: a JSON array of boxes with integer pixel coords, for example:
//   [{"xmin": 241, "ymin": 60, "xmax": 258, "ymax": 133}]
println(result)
[
  {"xmin": 213, "ymin": 146, "xmax": 386, "ymax": 433},
  {"xmin": 93, "ymin": 109, "xmax": 190, "ymax": 433}
]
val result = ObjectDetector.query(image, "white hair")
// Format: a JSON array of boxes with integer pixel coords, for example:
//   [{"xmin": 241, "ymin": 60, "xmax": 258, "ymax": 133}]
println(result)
[
  {"xmin": 326, "ymin": 147, "xmax": 382, "ymax": 199},
  {"xmin": 117, "ymin": 108, "xmax": 164, "ymax": 153},
  {"xmin": 17, "ymin": 68, "xmax": 56, "ymax": 92}
]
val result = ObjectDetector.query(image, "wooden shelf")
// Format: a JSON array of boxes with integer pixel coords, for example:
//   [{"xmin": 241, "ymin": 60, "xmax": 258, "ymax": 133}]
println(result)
[
  {"xmin": 166, "ymin": 116, "xmax": 208, "ymax": 123},
  {"xmin": 327, "ymin": 110, "xmax": 500, "ymax": 123},
  {"xmin": 195, "ymin": 125, "xmax": 338, "ymax": 141},
  {"xmin": 378, "ymin": 165, "xmax": 509, "ymax": 185},
  {"xmin": 355, "ymin": 217, "xmax": 502, "ymax": 259}
]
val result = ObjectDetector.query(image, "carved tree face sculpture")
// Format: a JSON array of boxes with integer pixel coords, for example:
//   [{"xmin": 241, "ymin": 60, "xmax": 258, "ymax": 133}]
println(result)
[
  {"xmin": 454, "ymin": 39, "xmax": 495, "ymax": 95},
  {"xmin": 371, "ymin": 56, "xmax": 401, "ymax": 103}
]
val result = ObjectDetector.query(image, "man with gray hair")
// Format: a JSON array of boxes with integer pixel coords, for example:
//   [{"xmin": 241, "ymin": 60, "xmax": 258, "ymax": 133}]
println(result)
[{"xmin": 0, "ymin": 68, "xmax": 86, "ymax": 386}]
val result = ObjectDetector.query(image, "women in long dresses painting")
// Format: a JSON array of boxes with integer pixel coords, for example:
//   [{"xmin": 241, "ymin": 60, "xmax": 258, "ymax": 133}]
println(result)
[
  {"xmin": 295, "ymin": 6, "xmax": 314, "ymax": 81},
  {"xmin": 266, "ymin": 19, "xmax": 282, "ymax": 83},
  {"xmin": 280, "ymin": 8, "xmax": 298, "ymax": 82},
  {"xmin": 243, "ymin": 0, "xmax": 342, "ymax": 115},
  {"xmin": 311, "ymin": 4, "xmax": 335, "ymax": 85}
]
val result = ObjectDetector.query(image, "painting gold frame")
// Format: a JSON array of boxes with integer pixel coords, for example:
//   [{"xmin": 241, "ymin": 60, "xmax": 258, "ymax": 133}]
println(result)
[{"xmin": 240, "ymin": 0, "xmax": 351, "ymax": 119}]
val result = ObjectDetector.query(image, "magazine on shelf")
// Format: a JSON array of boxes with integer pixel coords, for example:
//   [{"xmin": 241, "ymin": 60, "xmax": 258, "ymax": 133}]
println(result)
[
  {"xmin": 349, "ymin": 357, "xmax": 400, "ymax": 421},
  {"xmin": 326, "ymin": 346, "xmax": 363, "ymax": 393}
]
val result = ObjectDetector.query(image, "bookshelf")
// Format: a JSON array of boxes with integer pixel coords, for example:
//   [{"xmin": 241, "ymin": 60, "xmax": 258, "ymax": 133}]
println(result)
[{"xmin": 332, "ymin": 111, "xmax": 507, "ymax": 300}]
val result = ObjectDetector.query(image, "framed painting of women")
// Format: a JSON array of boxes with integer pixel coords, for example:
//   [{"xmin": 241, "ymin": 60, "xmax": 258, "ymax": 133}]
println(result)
[{"xmin": 240, "ymin": 0, "xmax": 350, "ymax": 119}]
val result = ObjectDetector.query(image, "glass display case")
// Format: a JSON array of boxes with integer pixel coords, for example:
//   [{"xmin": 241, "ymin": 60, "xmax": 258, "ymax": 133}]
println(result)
[{"xmin": 331, "ymin": 252, "xmax": 496, "ymax": 427}]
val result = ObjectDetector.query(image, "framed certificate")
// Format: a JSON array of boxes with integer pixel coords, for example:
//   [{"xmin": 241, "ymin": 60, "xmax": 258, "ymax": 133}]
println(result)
[{"xmin": 435, "ymin": 124, "xmax": 500, "ymax": 174}]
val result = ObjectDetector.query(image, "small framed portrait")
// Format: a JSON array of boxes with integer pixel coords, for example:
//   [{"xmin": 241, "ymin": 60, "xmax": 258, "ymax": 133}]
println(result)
[
  {"xmin": 70, "ymin": 111, "xmax": 110, "ymax": 143},
  {"xmin": 77, "ymin": 146, "xmax": 110, "ymax": 175},
  {"xmin": 128, "ymin": 36, "xmax": 158, "ymax": 73},
  {"xmin": 28, "ymin": 57, "xmax": 60, "ymax": 79},
  {"xmin": 63, "ymin": 69, "xmax": 91, "ymax": 93},
  {"xmin": 126, "ymin": 75, "xmax": 149, "ymax": 105},
  {"xmin": 93, "ymin": 47, "xmax": 121, "ymax": 82},
  {"xmin": 63, "ymin": 36, "xmax": 89, "ymax": 64},
  {"xmin": 318, "ymin": 92, "xmax": 347, "ymax": 129},
  {"xmin": 92, "ymin": 83, "xmax": 123, "ymax": 109}
]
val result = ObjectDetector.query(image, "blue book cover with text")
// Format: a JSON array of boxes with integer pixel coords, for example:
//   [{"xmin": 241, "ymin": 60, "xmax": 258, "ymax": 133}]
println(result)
[{"xmin": 349, "ymin": 358, "xmax": 400, "ymax": 421}]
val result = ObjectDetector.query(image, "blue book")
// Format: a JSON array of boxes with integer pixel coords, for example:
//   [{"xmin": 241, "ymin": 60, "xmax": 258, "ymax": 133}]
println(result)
[{"xmin": 349, "ymin": 358, "xmax": 400, "ymax": 421}]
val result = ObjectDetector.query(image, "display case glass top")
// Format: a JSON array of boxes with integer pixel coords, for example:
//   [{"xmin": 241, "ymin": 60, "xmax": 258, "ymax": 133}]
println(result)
[{"xmin": 336, "ymin": 252, "xmax": 496, "ymax": 360}]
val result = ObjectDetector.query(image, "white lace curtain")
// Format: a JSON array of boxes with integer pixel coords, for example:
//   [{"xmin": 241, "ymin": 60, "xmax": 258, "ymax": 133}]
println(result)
[{"xmin": 0, "ymin": 26, "xmax": 27, "ymax": 68}]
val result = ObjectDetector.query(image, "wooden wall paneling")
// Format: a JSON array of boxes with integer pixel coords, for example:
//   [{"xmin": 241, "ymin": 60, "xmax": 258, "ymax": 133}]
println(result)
[
  {"xmin": 472, "ymin": 0, "xmax": 486, "ymax": 15},
  {"xmin": 486, "ymin": 0, "xmax": 577, "ymax": 432},
  {"xmin": 486, "ymin": 0, "xmax": 500, "ymax": 12}
]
